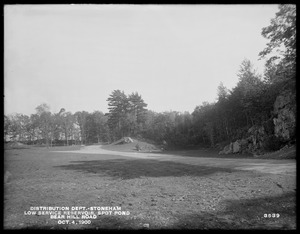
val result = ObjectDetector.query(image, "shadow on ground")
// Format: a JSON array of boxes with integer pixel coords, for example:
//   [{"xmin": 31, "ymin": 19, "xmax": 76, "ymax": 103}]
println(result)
[
  {"xmin": 171, "ymin": 191, "xmax": 296, "ymax": 230},
  {"xmin": 149, "ymin": 149, "xmax": 254, "ymax": 159},
  {"xmin": 55, "ymin": 159, "xmax": 235, "ymax": 179}
]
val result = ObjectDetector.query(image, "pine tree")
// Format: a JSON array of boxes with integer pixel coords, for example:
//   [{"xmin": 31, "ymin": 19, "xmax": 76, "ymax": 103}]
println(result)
[{"xmin": 107, "ymin": 90, "xmax": 129, "ymax": 138}]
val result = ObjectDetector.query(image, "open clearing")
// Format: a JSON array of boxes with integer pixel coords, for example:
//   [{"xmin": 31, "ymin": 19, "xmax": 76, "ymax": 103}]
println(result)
[{"xmin": 4, "ymin": 145, "xmax": 296, "ymax": 230}]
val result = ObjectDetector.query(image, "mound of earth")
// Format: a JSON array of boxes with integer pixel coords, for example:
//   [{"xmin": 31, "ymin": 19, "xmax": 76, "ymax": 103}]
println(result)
[
  {"xmin": 102, "ymin": 138, "xmax": 161, "ymax": 152},
  {"xmin": 5, "ymin": 141, "xmax": 31, "ymax": 150},
  {"xmin": 255, "ymin": 145, "xmax": 296, "ymax": 159}
]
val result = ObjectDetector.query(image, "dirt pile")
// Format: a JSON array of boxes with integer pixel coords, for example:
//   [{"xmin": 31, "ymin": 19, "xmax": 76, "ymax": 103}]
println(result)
[
  {"xmin": 104, "ymin": 138, "xmax": 161, "ymax": 152},
  {"xmin": 134, "ymin": 141, "xmax": 161, "ymax": 152},
  {"xmin": 5, "ymin": 141, "xmax": 31, "ymax": 150}
]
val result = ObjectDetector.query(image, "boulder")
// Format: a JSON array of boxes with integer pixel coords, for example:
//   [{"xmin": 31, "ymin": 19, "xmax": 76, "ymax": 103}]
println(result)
[
  {"xmin": 246, "ymin": 125, "xmax": 267, "ymax": 153},
  {"xmin": 219, "ymin": 142, "xmax": 233, "ymax": 155},
  {"xmin": 232, "ymin": 140, "xmax": 241, "ymax": 153},
  {"xmin": 239, "ymin": 138, "xmax": 248, "ymax": 152}
]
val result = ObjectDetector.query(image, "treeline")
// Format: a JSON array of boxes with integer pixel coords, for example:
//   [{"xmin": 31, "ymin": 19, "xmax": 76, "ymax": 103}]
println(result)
[
  {"xmin": 4, "ymin": 5, "xmax": 296, "ymax": 150},
  {"xmin": 4, "ymin": 105, "xmax": 110, "ymax": 146}
]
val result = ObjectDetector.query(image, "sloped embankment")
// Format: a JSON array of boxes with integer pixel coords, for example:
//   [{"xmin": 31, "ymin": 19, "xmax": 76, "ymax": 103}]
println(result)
[
  {"xmin": 4, "ymin": 141, "xmax": 31, "ymax": 150},
  {"xmin": 102, "ymin": 137, "xmax": 161, "ymax": 153}
]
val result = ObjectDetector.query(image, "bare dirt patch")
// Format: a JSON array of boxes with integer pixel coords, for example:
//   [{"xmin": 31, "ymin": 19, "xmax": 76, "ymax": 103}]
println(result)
[
  {"xmin": 102, "ymin": 138, "xmax": 161, "ymax": 153},
  {"xmin": 4, "ymin": 146, "xmax": 296, "ymax": 230}
]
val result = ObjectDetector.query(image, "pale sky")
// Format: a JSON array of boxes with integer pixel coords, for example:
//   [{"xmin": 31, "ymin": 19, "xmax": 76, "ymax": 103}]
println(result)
[{"xmin": 4, "ymin": 4, "xmax": 280, "ymax": 116}]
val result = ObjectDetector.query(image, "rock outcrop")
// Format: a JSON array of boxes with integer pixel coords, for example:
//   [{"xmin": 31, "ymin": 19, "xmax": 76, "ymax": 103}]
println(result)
[
  {"xmin": 219, "ymin": 125, "xmax": 271, "ymax": 155},
  {"xmin": 247, "ymin": 125, "xmax": 266, "ymax": 152},
  {"xmin": 219, "ymin": 142, "xmax": 233, "ymax": 154},
  {"xmin": 232, "ymin": 141, "xmax": 241, "ymax": 153},
  {"xmin": 273, "ymin": 91, "xmax": 296, "ymax": 142},
  {"xmin": 219, "ymin": 127, "xmax": 267, "ymax": 155},
  {"xmin": 219, "ymin": 140, "xmax": 244, "ymax": 155},
  {"xmin": 218, "ymin": 90, "xmax": 296, "ymax": 156}
]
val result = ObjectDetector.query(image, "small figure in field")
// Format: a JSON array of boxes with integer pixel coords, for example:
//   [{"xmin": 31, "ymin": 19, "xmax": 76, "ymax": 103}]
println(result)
[{"xmin": 135, "ymin": 143, "xmax": 141, "ymax": 151}]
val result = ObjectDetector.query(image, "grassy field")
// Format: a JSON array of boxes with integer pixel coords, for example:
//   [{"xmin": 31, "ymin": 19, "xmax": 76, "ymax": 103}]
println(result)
[{"xmin": 4, "ymin": 145, "xmax": 296, "ymax": 230}]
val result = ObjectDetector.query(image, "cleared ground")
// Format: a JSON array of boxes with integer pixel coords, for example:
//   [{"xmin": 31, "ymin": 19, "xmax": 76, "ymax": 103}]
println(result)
[{"xmin": 4, "ymin": 145, "xmax": 296, "ymax": 230}]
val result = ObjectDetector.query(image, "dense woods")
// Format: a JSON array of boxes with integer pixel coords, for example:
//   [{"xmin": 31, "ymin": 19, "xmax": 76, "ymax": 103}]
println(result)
[{"xmin": 4, "ymin": 5, "xmax": 296, "ymax": 154}]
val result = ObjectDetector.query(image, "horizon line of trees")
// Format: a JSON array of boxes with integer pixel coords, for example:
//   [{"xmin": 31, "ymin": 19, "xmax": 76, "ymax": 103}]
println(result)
[{"xmin": 4, "ymin": 5, "xmax": 296, "ymax": 151}]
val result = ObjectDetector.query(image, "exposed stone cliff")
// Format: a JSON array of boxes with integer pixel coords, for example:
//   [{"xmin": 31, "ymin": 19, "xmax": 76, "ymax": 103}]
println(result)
[
  {"xmin": 219, "ymin": 90, "xmax": 296, "ymax": 156},
  {"xmin": 273, "ymin": 90, "xmax": 296, "ymax": 142}
]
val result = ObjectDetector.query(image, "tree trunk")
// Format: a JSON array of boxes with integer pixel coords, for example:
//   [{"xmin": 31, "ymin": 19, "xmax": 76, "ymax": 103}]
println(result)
[
  {"xmin": 202, "ymin": 134, "xmax": 206, "ymax": 144},
  {"xmin": 224, "ymin": 120, "xmax": 229, "ymax": 139},
  {"xmin": 250, "ymin": 116, "xmax": 254, "ymax": 126},
  {"xmin": 245, "ymin": 112, "xmax": 249, "ymax": 127},
  {"xmin": 209, "ymin": 131, "xmax": 214, "ymax": 147},
  {"xmin": 65, "ymin": 130, "xmax": 68, "ymax": 146},
  {"xmin": 46, "ymin": 137, "xmax": 49, "ymax": 149}
]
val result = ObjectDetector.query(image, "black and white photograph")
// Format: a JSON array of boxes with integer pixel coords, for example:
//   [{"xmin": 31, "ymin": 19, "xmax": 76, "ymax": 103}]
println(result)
[{"xmin": 4, "ymin": 4, "xmax": 296, "ymax": 230}]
